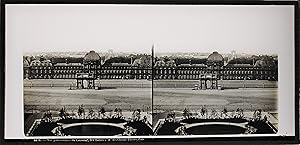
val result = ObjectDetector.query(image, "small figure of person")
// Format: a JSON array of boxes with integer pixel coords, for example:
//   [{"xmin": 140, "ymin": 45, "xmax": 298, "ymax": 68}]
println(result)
[
  {"xmin": 183, "ymin": 108, "xmax": 190, "ymax": 119},
  {"xmin": 263, "ymin": 115, "xmax": 268, "ymax": 122},
  {"xmin": 59, "ymin": 107, "xmax": 66, "ymax": 119},
  {"xmin": 143, "ymin": 115, "xmax": 148, "ymax": 123},
  {"xmin": 112, "ymin": 108, "xmax": 119, "ymax": 118},
  {"xmin": 235, "ymin": 108, "xmax": 240, "ymax": 118},
  {"xmin": 239, "ymin": 108, "xmax": 244, "ymax": 118},
  {"xmin": 77, "ymin": 105, "xmax": 85, "ymax": 119},
  {"xmin": 43, "ymin": 110, "xmax": 52, "ymax": 122},
  {"xmin": 200, "ymin": 106, "xmax": 208, "ymax": 119},
  {"xmin": 253, "ymin": 109, "xmax": 262, "ymax": 121},
  {"xmin": 132, "ymin": 109, "xmax": 141, "ymax": 121},
  {"xmin": 98, "ymin": 107, "xmax": 106, "ymax": 119},
  {"xmin": 221, "ymin": 108, "xmax": 228, "ymax": 119},
  {"xmin": 118, "ymin": 108, "xmax": 123, "ymax": 118},
  {"xmin": 46, "ymin": 110, "xmax": 52, "ymax": 122}
]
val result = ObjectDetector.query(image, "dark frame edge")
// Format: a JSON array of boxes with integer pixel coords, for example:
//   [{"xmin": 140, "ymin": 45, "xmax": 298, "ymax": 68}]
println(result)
[
  {"xmin": 0, "ymin": 0, "xmax": 299, "ymax": 5},
  {"xmin": 1, "ymin": 1, "xmax": 299, "ymax": 144},
  {"xmin": 1, "ymin": 0, "xmax": 6, "ymax": 144}
]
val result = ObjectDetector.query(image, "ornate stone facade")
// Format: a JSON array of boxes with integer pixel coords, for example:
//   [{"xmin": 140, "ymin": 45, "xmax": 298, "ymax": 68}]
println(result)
[{"xmin": 23, "ymin": 51, "xmax": 278, "ymax": 81}]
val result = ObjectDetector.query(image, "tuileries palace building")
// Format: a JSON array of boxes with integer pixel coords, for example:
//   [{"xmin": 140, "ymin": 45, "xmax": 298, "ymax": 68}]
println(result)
[{"xmin": 23, "ymin": 51, "xmax": 278, "ymax": 81}]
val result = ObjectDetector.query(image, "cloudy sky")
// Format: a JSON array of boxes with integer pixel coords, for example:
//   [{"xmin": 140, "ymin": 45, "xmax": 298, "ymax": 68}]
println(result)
[{"xmin": 6, "ymin": 4, "xmax": 294, "ymax": 54}]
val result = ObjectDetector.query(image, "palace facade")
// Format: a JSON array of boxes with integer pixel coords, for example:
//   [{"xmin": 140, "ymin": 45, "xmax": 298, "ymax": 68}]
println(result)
[{"xmin": 23, "ymin": 51, "xmax": 278, "ymax": 81}]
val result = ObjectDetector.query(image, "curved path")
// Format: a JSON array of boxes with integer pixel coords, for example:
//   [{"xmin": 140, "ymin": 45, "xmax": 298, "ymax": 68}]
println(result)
[
  {"xmin": 184, "ymin": 122, "xmax": 248, "ymax": 129},
  {"xmin": 58, "ymin": 122, "xmax": 127, "ymax": 129}
]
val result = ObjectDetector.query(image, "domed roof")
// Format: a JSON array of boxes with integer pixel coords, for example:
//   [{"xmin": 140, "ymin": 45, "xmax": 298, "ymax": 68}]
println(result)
[
  {"xmin": 207, "ymin": 51, "xmax": 224, "ymax": 62},
  {"xmin": 83, "ymin": 50, "xmax": 100, "ymax": 62}
]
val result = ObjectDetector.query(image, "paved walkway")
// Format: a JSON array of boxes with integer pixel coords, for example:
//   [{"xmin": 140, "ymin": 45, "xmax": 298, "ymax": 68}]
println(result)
[
  {"xmin": 24, "ymin": 113, "xmax": 43, "ymax": 134},
  {"xmin": 184, "ymin": 122, "xmax": 248, "ymax": 129},
  {"xmin": 58, "ymin": 122, "xmax": 127, "ymax": 129}
]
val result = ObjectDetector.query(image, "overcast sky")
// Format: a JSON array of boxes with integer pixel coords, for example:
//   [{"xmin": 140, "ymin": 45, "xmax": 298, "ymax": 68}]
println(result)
[{"xmin": 6, "ymin": 4, "xmax": 294, "ymax": 54}]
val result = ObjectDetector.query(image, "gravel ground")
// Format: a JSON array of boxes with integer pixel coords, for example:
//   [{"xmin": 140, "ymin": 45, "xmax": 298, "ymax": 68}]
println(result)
[
  {"xmin": 153, "ymin": 88, "xmax": 278, "ymax": 112},
  {"xmin": 24, "ymin": 87, "xmax": 152, "ymax": 109}
]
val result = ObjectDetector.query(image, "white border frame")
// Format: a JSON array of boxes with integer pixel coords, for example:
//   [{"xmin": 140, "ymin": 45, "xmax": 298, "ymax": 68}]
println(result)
[{"xmin": 4, "ymin": 4, "xmax": 296, "ymax": 139}]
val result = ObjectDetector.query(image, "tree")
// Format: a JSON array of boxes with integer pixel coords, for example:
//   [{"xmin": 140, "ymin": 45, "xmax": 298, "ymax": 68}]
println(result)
[{"xmin": 228, "ymin": 57, "xmax": 253, "ymax": 65}]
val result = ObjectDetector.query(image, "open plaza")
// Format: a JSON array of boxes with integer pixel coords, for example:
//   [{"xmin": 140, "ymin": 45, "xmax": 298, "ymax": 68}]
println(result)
[{"xmin": 24, "ymin": 79, "xmax": 278, "ymax": 136}]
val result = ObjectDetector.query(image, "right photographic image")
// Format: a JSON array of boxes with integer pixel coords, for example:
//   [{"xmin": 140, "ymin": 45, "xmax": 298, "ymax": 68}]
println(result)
[
  {"xmin": 152, "ymin": 50, "xmax": 278, "ymax": 135},
  {"xmin": 151, "ymin": 5, "xmax": 287, "ymax": 136}
]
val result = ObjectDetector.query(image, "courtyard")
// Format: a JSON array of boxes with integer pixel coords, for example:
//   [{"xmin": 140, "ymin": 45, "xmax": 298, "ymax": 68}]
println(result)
[{"xmin": 23, "ymin": 79, "xmax": 278, "ymax": 136}]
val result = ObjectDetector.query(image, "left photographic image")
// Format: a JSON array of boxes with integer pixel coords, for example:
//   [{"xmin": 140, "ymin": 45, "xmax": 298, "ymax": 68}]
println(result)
[
  {"xmin": 23, "ymin": 50, "xmax": 153, "ymax": 136},
  {"xmin": 24, "ymin": 50, "xmax": 153, "ymax": 136}
]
